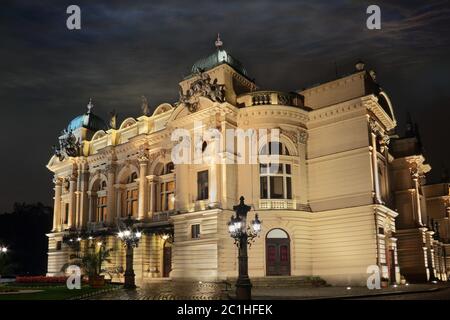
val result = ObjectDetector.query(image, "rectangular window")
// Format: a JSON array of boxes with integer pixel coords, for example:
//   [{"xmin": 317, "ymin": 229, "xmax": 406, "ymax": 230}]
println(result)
[
  {"xmin": 96, "ymin": 196, "xmax": 107, "ymax": 222},
  {"xmin": 270, "ymin": 176, "xmax": 284, "ymax": 199},
  {"xmin": 56, "ymin": 241, "xmax": 62, "ymax": 251},
  {"xmin": 64, "ymin": 203, "xmax": 69, "ymax": 224},
  {"xmin": 197, "ymin": 170, "xmax": 209, "ymax": 201},
  {"xmin": 260, "ymin": 176, "xmax": 268, "ymax": 199},
  {"xmin": 191, "ymin": 224, "xmax": 201, "ymax": 239},
  {"xmin": 286, "ymin": 177, "xmax": 292, "ymax": 199}
]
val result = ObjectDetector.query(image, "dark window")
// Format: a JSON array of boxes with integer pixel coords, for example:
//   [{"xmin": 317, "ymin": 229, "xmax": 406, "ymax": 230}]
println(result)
[
  {"xmin": 260, "ymin": 163, "xmax": 292, "ymax": 200},
  {"xmin": 64, "ymin": 203, "xmax": 69, "ymax": 224},
  {"xmin": 197, "ymin": 170, "xmax": 209, "ymax": 200},
  {"xmin": 191, "ymin": 224, "xmax": 201, "ymax": 239},
  {"xmin": 260, "ymin": 176, "xmax": 268, "ymax": 199},
  {"xmin": 270, "ymin": 176, "xmax": 284, "ymax": 199},
  {"xmin": 56, "ymin": 241, "xmax": 62, "ymax": 251},
  {"xmin": 165, "ymin": 162, "xmax": 174, "ymax": 174}
]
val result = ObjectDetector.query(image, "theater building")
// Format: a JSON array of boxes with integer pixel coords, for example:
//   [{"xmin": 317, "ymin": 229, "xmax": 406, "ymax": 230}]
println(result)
[{"xmin": 46, "ymin": 39, "xmax": 447, "ymax": 285}]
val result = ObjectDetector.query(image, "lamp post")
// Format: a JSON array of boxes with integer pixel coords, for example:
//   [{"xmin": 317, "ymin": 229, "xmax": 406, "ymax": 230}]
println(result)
[
  {"xmin": 117, "ymin": 214, "xmax": 142, "ymax": 289},
  {"xmin": 0, "ymin": 246, "xmax": 7, "ymax": 254},
  {"xmin": 227, "ymin": 196, "xmax": 262, "ymax": 300}
]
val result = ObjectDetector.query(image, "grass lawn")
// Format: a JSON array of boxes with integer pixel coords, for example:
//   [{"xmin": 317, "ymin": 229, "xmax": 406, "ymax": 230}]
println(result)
[{"xmin": 0, "ymin": 283, "xmax": 119, "ymax": 300}]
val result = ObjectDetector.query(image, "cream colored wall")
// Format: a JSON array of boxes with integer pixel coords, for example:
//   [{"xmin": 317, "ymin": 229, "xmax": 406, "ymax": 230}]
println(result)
[
  {"xmin": 307, "ymin": 116, "xmax": 373, "ymax": 212},
  {"xmin": 300, "ymin": 71, "xmax": 367, "ymax": 109}
]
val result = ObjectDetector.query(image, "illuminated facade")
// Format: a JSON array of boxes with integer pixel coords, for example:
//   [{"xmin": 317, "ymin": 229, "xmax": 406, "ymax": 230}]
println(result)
[{"xmin": 46, "ymin": 40, "xmax": 448, "ymax": 285}]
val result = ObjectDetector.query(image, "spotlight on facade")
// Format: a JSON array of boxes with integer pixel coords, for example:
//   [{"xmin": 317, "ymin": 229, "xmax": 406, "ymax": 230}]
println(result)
[
  {"xmin": 97, "ymin": 241, "xmax": 103, "ymax": 247},
  {"xmin": 161, "ymin": 234, "xmax": 170, "ymax": 241},
  {"xmin": 346, "ymin": 287, "xmax": 351, "ymax": 290},
  {"xmin": 77, "ymin": 237, "xmax": 82, "ymax": 242}
]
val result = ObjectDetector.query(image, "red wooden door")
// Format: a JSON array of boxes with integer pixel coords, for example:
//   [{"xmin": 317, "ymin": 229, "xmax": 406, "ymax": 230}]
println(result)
[{"xmin": 266, "ymin": 238, "xmax": 290, "ymax": 276}]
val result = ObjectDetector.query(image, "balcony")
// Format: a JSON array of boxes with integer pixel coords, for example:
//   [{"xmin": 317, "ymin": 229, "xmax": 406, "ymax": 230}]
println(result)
[
  {"xmin": 237, "ymin": 91, "xmax": 306, "ymax": 108},
  {"xmin": 87, "ymin": 221, "xmax": 107, "ymax": 232},
  {"xmin": 259, "ymin": 199, "xmax": 297, "ymax": 210},
  {"xmin": 152, "ymin": 211, "xmax": 176, "ymax": 222}
]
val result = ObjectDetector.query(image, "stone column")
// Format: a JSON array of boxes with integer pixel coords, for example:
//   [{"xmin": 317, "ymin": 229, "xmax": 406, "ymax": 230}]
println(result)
[
  {"xmin": 68, "ymin": 174, "xmax": 77, "ymax": 229},
  {"xmin": 87, "ymin": 191, "xmax": 94, "ymax": 223},
  {"xmin": 114, "ymin": 184, "xmax": 124, "ymax": 220},
  {"xmin": 380, "ymin": 135, "xmax": 390, "ymax": 204},
  {"xmin": 52, "ymin": 177, "xmax": 63, "ymax": 232},
  {"xmin": 78, "ymin": 163, "xmax": 89, "ymax": 228},
  {"xmin": 147, "ymin": 175, "xmax": 157, "ymax": 220},
  {"xmin": 411, "ymin": 167, "xmax": 424, "ymax": 226},
  {"xmin": 138, "ymin": 157, "xmax": 149, "ymax": 220},
  {"xmin": 106, "ymin": 164, "xmax": 116, "ymax": 226},
  {"xmin": 369, "ymin": 120, "xmax": 382, "ymax": 204}
]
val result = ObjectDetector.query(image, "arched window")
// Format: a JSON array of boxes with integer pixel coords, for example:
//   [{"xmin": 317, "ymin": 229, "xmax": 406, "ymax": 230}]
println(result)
[
  {"xmin": 259, "ymin": 142, "xmax": 293, "ymax": 200},
  {"xmin": 96, "ymin": 180, "xmax": 107, "ymax": 222},
  {"xmin": 260, "ymin": 142, "xmax": 290, "ymax": 156},
  {"xmin": 260, "ymin": 163, "xmax": 292, "ymax": 200},
  {"xmin": 124, "ymin": 172, "xmax": 138, "ymax": 217},
  {"xmin": 157, "ymin": 162, "xmax": 176, "ymax": 212}
]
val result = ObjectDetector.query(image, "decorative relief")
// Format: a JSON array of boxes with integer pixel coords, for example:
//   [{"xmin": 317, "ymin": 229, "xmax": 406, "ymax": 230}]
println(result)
[
  {"xmin": 177, "ymin": 71, "xmax": 225, "ymax": 113},
  {"xmin": 280, "ymin": 128, "xmax": 308, "ymax": 145},
  {"xmin": 52, "ymin": 176, "xmax": 64, "ymax": 186},
  {"xmin": 149, "ymin": 149, "xmax": 167, "ymax": 162},
  {"xmin": 137, "ymin": 145, "xmax": 149, "ymax": 162},
  {"xmin": 53, "ymin": 130, "xmax": 81, "ymax": 161}
]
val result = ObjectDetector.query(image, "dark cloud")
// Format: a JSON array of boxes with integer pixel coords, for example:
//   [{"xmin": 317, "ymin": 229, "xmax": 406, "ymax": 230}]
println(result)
[{"xmin": 0, "ymin": 0, "xmax": 449, "ymax": 212}]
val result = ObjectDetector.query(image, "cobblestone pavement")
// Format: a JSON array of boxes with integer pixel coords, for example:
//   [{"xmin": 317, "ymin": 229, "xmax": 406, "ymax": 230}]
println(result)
[
  {"xmin": 87, "ymin": 281, "xmax": 450, "ymax": 300},
  {"xmin": 87, "ymin": 281, "xmax": 229, "ymax": 300}
]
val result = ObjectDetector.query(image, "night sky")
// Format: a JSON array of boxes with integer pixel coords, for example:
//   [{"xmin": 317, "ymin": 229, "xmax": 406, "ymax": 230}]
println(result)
[{"xmin": 0, "ymin": 0, "xmax": 449, "ymax": 213}]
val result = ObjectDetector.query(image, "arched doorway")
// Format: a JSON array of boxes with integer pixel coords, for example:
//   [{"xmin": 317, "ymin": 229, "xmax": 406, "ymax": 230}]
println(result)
[
  {"xmin": 266, "ymin": 228, "xmax": 291, "ymax": 276},
  {"xmin": 162, "ymin": 240, "xmax": 172, "ymax": 278}
]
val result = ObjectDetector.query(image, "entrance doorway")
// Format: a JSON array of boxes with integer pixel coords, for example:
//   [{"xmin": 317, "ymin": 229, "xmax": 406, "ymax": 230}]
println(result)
[
  {"xmin": 266, "ymin": 228, "xmax": 291, "ymax": 276},
  {"xmin": 163, "ymin": 240, "xmax": 172, "ymax": 278},
  {"xmin": 387, "ymin": 248, "xmax": 396, "ymax": 283}
]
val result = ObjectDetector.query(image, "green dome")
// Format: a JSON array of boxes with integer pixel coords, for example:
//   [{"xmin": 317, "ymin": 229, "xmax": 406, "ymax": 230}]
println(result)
[
  {"xmin": 67, "ymin": 100, "xmax": 108, "ymax": 132},
  {"xmin": 67, "ymin": 113, "xmax": 108, "ymax": 132},
  {"xmin": 191, "ymin": 48, "xmax": 248, "ymax": 77}
]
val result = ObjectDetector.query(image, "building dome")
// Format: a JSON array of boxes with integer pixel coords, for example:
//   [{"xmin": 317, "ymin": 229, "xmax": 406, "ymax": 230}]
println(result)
[
  {"xmin": 67, "ymin": 99, "xmax": 108, "ymax": 132},
  {"xmin": 191, "ymin": 35, "xmax": 248, "ymax": 77}
]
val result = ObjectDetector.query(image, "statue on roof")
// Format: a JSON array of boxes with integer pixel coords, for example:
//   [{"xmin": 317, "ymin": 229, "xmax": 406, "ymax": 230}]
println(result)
[
  {"xmin": 141, "ymin": 95, "xmax": 151, "ymax": 116},
  {"xmin": 87, "ymin": 98, "xmax": 94, "ymax": 114},
  {"xmin": 109, "ymin": 110, "xmax": 118, "ymax": 129}
]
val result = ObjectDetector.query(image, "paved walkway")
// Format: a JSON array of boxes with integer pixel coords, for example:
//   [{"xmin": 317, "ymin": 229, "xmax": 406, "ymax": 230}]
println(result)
[
  {"xmin": 246, "ymin": 283, "xmax": 446, "ymax": 300},
  {"xmin": 87, "ymin": 280, "xmax": 449, "ymax": 300}
]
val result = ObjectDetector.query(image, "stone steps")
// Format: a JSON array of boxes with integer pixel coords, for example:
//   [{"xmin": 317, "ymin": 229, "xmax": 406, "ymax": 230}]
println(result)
[{"xmin": 224, "ymin": 276, "xmax": 328, "ymax": 288}]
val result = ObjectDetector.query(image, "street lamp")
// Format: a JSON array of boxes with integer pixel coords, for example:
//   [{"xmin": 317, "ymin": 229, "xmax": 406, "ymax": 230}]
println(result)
[
  {"xmin": 117, "ymin": 214, "xmax": 142, "ymax": 289},
  {"xmin": 228, "ymin": 196, "xmax": 262, "ymax": 300},
  {"xmin": 0, "ymin": 246, "xmax": 7, "ymax": 254}
]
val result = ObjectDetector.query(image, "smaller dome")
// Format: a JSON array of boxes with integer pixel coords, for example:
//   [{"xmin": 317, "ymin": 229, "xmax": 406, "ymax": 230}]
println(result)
[
  {"xmin": 67, "ymin": 99, "xmax": 108, "ymax": 132},
  {"xmin": 190, "ymin": 35, "xmax": 248, "ymax": 77}
]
